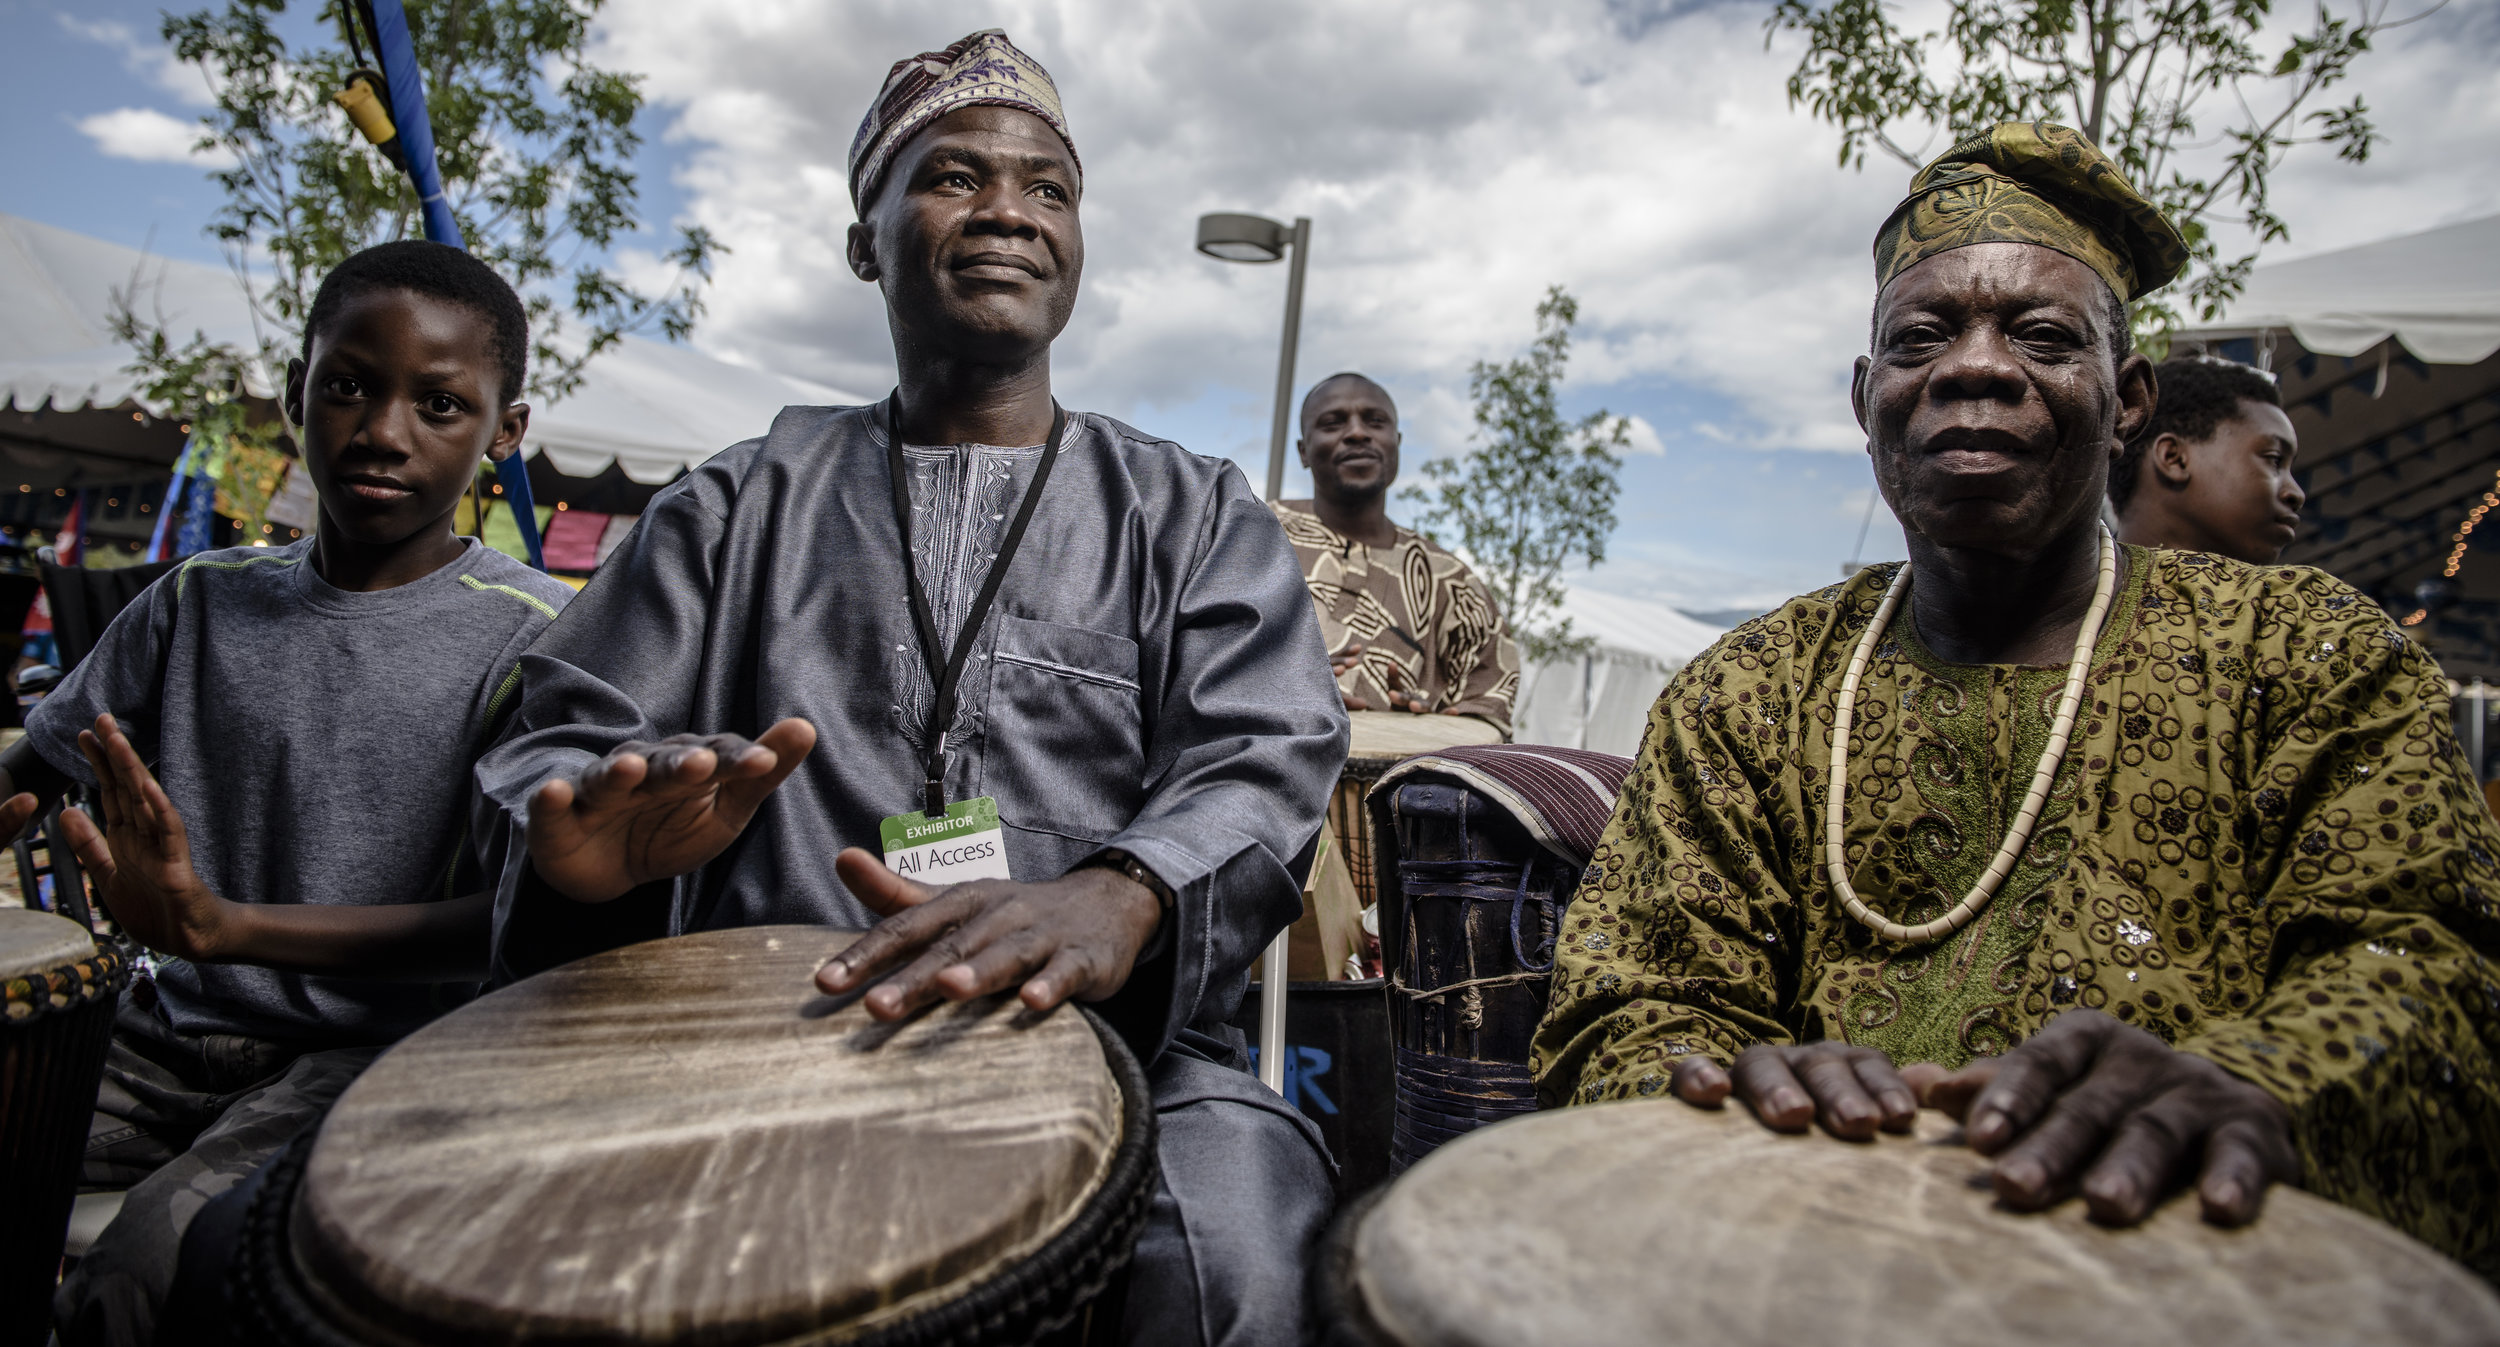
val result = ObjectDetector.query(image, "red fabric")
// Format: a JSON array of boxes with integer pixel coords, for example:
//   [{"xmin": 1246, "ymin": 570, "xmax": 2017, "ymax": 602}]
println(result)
[
  {"xmin": 55, "ymin": 495, "xmax": 85, "ymax": 566},
  {"xmin": 540, "ymin": 509, "xmax": 610, "ymax": 572}
]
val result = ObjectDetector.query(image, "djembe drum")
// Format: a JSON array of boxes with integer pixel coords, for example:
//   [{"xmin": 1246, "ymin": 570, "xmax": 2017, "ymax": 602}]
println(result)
[
  {"xmin": 1328, "ymin": 1102, "xmax": 2500, "ymax": 1347},
  {"xmin": 1332, "ymin": 712, "xmax": 1503, "ymax": 909},
  {"xmin": 1, "ymin": 909, "xmax": 124, "ymax": 1347},
  {"xmin": 1374, "ymin": 780, "xmax": 1571, "ymax": 1172},
  {"xmin": 235, "ymin": 926, "xmax": 1158, "ymax": 1347}
]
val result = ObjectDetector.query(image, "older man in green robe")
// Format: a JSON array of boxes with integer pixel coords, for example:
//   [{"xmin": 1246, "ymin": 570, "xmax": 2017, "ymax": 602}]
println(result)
[{"xmin": 1532, "ymin": 122, "xmax": 2500, "ymax": 1278}]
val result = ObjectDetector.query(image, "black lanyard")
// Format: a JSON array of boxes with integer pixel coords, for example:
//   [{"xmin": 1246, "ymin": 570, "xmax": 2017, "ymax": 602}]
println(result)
[{"xmin": 886, "ymin": 393, "xmax": 1067, "ymax": 817}]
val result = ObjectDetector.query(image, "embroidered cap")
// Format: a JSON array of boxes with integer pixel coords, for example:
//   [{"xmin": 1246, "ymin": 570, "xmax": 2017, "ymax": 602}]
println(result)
[
  {"xmin": 1874, "ymin": 121, "xmax": 2188, "ymax": 302},
  {"xmin": 848, "ymin": 29, "xmax": 1079, "ymax": 215}
]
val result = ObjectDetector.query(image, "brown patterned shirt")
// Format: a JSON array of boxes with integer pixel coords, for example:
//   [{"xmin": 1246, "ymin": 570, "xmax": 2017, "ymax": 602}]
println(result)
[
  {"xmin": 1533, "ymin": 545, "xmax": 2500, "ymax": 1278},
  {"xmin": 1272, "ymin": 500, "xmax": 1519, "ymax": 737}
]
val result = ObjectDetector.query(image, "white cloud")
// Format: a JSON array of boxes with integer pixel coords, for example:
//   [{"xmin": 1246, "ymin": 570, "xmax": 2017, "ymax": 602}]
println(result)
[
  {"xmin": 58, "ymin": 16, "xmax": 219, "ymax": 107},
  {"xmin": 1621, "ymin": 415, "xmax": 1666, "ymax": 457},
  {"xmin": 572, "ymin": 0, "xmax": 2497, "ymax": 614},
  {"xmin": 75, "ymin": 108, "xmax": 232, "ymax": 167},
  {"xmin": 589, "ymin": 0, "xmax": 1904, "ymax": 456},
  {"xmin": 591, "ymin": 0, "xmax": 2497, "ymax": 452}
]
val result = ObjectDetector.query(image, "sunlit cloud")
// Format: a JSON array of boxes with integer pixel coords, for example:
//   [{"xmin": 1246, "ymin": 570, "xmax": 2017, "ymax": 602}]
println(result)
[{"xmin": 75, "ymin": 107, "xmax": 231, "ymax": 167}]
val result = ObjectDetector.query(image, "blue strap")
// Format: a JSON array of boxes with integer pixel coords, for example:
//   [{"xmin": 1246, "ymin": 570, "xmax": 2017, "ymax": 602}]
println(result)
[
  {"xmin": 366, "ymin": 0, "xmax": 462, "ymax": 250},
  {"xmin": 367, "ymin": 0, "xmax": 545, "ymax": 571},
  {"xmin": 147, "ymin": 436, "xmax": 195, "ymax": 561},
  {"xmin": 492, "ymin": 458, "xmax": 545, "ymax": 570}
]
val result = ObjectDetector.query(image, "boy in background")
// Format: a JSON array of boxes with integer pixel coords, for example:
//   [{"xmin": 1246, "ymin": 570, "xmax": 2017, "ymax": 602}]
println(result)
[
  {"xmin": 0, "ymin": 240, "xmax": 574, "ymax": 1346},
  {"xmin": 2110, "ymin": 356, "xmax": 2306, "ymax": 564}
]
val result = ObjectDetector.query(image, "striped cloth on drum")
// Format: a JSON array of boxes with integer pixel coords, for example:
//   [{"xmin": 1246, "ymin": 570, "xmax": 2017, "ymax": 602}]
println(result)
[{"xmin": 1367, "ymin": 743, "xmax": 1635, "ymax": 872}]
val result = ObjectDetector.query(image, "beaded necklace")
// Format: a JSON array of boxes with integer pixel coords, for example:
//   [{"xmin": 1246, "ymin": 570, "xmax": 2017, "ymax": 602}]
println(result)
[{"xmin": 1824, "ymin": 527, "xmax": 2118, "ymax": 944}]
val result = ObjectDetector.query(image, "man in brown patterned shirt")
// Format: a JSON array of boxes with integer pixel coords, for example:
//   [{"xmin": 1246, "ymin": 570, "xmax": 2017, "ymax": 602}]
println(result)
[{"xmin": 1273, "ymin": 373, "xmax": 1520, "ymax": 737}]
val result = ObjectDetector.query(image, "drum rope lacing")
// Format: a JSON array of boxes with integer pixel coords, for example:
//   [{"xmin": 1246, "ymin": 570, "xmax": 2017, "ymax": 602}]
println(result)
[
  {"xmin": 1392, "ymin": 842, "xmax": 1563, "ymax": 1004},
  {"xmin": 1825, "ymin": 526, "xmax": 2117, "ymax": 945}
]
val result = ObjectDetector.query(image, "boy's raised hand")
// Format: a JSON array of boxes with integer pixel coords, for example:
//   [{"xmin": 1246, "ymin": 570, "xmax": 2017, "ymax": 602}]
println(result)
[
  {"xmin": 527, "ymin": 719, "xmax": 817, "ymax": 902},
  {"xmin": 60, "ymin": 713, "xmax": 237, "ymax": 961}
]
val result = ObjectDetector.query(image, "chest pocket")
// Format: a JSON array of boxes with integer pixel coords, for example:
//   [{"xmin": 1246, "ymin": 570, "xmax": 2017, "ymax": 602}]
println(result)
[{"xmin": 985, "ymin": 613, "xmax": 1147, "ymax": 841}]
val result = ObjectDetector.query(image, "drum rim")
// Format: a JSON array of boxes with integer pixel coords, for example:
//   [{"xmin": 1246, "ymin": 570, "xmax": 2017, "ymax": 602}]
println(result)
[
  {"xmin": 1311, "ymin": 1185, "xmax": 1397, "ymax": 1347},
  {"xmin": 232, "ymin": 1004, "xmax": 1162, "ymax": 1347},
  {"xmin": 2, "ymin": 939, "xmax": 125, "ymax": 1026}
]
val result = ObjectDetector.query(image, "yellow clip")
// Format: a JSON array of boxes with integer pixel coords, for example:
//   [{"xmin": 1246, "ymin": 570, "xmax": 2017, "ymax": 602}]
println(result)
[{"xmin": 333, "ymin": 75, "xmax": 397, "ymax": 148}]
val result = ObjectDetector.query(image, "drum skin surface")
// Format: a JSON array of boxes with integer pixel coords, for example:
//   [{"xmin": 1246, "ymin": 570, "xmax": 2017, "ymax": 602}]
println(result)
[
  {"xmin": 294, "ymin": 925, "xmax": 1122, "ymax": 1345},
  {"xmin": 0, "ymin": 906, "xmax": 98, "ymax": 980},
  {"xmin": 1353, "ymin": 1101, "xmax": 2500, "ymax": 1347},
  {"xmin": 1344, "ymin": 711, "xmax": 1502, "ymax": 767}
]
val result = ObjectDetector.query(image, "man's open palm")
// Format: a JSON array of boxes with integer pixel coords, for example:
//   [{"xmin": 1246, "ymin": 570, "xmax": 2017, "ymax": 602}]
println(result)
[{"xmin": 527, "ymin": 719, "xmax": 816, "ymax": 902}]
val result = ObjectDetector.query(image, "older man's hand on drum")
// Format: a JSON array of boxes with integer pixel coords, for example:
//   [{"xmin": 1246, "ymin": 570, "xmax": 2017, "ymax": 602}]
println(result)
[
  {"xmin": 526, "ymin": 720, "xmax": 819, "ymax": 903},
  {"xmin": 818, "ymin": 847, "xmax": 1163, "ymax": 1019},
  {"xmin": 1906, "ymin": 1010, "xmax": 2300, "ymax": 1227},
  {"xmin": 1666, "ymin": 1042, "xmax": 1922, "ymax": 1140},
  {"xmin": 1667, "ymin": 1010, "xmax": 2299, "ymax": 1228}
]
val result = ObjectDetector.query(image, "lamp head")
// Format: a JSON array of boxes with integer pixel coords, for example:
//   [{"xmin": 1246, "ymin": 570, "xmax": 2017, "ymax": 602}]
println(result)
[{"xmin": 1196, "ymin": 212, "xmax": 1290, "ymax": 264}]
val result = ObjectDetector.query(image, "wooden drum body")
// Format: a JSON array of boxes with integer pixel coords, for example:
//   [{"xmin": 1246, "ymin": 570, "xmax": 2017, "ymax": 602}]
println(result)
[
  {"xmin": 1335, "ymin": 1103, "xmax": 2500, "ymax": 1347},
  {"xmin": 0, "ymin": 909, "xmax": 122, "ymax": 1347},
  {"xmin": 236, "ymin": 926, "xmax": 1158, "ymax": 1347},
  {"xmin": 1373, "ymin": 782, "xmax": 1567, "ymax": 1173}
]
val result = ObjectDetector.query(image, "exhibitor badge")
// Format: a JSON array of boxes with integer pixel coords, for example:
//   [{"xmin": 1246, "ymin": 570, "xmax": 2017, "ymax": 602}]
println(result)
[{"xmin": 878, "ymin": 796, "xmax": 1012, "ymax": 886}]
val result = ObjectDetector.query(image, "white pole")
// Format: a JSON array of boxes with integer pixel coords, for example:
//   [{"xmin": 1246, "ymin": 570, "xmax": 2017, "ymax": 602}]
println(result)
[{"xmin": 1258, "ymin": 935, "xmax": 1289, "ymax": 1094}]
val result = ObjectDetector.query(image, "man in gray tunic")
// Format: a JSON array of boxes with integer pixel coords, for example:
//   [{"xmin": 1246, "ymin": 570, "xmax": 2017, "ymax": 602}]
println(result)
[{"xmin": 477, "ymin": 30, "xmax": 1346, "ymax": 1346}]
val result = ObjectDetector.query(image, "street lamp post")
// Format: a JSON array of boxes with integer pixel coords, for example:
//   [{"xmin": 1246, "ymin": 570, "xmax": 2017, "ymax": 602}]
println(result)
[
  {"xmin": 1196, "ymin": 213, "xmax": 1312, "ymax": 504},
  {"xmin": 1196, "ymin": 210, "xmax": 1311, "ymax": 1094}
]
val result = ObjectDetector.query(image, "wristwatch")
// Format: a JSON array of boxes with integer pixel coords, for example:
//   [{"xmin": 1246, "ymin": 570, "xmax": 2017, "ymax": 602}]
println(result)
[
  {"xmin": 1089, "ymin": 848, "xmax": 1174, "ymax": 965},
  {"xmin": 1089, "ymin": 848, "xmax": 1174, "ymax": 910}
]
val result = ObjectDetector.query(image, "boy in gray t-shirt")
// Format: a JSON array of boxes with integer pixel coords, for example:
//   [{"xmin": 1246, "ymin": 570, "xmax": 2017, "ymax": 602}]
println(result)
[{"xmin": 5, "ymin": 241, "xmax": 575, "ymax": 1347}]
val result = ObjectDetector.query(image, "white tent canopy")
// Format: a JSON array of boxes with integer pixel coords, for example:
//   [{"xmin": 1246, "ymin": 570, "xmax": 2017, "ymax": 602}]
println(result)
[
  {"xmin": 2184, "ymin": 213, "xmax": 2500, "ymax": 365},
  {"xmin": 1515, "ymin": 587, "xmax": 1728, "ymax": 756},
  {"xmin": 0, "ymin": 212, "xmax": 865, "ymax": 484}
]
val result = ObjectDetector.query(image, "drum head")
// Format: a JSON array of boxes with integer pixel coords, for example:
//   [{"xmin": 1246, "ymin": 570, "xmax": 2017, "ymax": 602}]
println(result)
[
  {"xmin": 1352, "ymin": 1102, "xmax": 2500, "ymax": 1347},
  {"xmin": 283, "ymin": 926, "xmax": 1139, "ymax": 1345},
  {"xmin": 1345, "ymin": 711, "xmax": 1502, "ymax": 768},
  {"xmin": 0, "ymin": 908, "xmax": 95, "ymax": 982}
]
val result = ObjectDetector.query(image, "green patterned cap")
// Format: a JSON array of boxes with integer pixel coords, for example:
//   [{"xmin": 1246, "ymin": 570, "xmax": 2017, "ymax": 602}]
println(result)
[{"xmin": 1875, "ymin": 122, "xmax": 2188, "ymax": 302}]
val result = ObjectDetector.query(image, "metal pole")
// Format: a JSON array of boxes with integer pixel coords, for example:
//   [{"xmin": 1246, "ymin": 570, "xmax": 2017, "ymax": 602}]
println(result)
[
  {"xmin": 1256, "ymin": 218, "xmax": 1311, "ymax": 1096},
  {"xmin": 1261, "ymin": 218, "xmax": 1311, "ymax": 504}
]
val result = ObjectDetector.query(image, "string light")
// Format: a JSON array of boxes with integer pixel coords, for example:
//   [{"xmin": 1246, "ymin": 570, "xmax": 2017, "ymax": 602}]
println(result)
[
  {"xmin": 2403, "ymin": 608, "xmax": 2429, "ymax": 627},
  {"xmin": 2439, "ymin": 470, "xmax": 2500, "ymax": 579}
]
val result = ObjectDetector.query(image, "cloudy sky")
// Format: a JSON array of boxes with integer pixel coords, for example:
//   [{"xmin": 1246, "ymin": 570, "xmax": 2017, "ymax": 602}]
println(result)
[{"xmin": 6, "ymin": 0, "xmax": 2498, "ymax": 614}]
